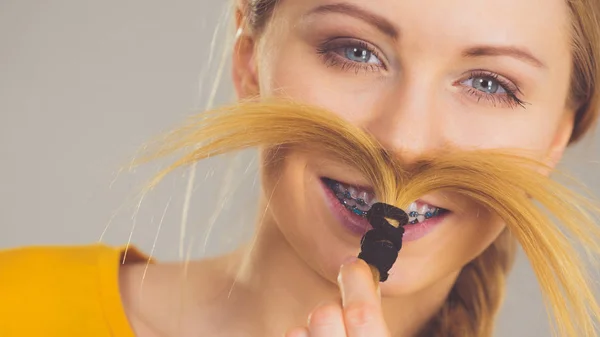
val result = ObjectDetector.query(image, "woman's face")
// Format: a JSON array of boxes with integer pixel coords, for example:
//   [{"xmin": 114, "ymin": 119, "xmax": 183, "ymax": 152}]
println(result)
[{"xmin": 233, "ymin": 0, "xmax": 575, "ymax": 295}]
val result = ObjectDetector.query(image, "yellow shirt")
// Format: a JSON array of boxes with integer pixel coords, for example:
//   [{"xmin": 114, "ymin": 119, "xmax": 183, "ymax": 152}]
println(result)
[{"xmin": 0, "ymin": 244, "xmax": 147, "ymax": 337}]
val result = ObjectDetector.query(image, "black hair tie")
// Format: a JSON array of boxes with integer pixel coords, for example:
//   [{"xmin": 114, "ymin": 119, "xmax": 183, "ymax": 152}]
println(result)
[{"xmin": 358, "ymin": 202, "xmax": 408, "ymax": 282}]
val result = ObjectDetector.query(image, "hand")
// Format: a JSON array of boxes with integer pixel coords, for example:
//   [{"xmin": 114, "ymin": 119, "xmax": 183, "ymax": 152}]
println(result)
[{"xmin": 285, "ymin": 258, "xmax": 391, "ymax": 337}]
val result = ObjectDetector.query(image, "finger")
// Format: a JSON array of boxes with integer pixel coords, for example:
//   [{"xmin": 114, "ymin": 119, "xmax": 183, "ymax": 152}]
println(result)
[
  {"xmin": 285, "ymin": 327, "xmax": 309, "ymax": 337},
  {"xmin": 338, "ymin": 258, "xmax": 389, "ymax": 337},
  {"xmin": 308, "ymin": 302, "xmax": 347, "ymax": 337}
]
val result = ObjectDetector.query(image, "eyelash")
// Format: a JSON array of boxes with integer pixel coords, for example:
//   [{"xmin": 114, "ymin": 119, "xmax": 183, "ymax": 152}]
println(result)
[
  {"xmin": 316, "ymin": 38, "xmax": 386, "ymax": 74},
  {"xmin": 458, "ymin": 70, "xmax": 528, "ymax": 109},
  {"xmin": 316, "ymin": 39, "xmax": 528, "ymax": 109}
]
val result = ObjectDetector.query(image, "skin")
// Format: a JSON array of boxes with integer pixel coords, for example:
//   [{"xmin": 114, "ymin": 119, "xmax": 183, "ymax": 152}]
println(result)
[{"xmin": 120, "ymin": 0, "xmax": 576, "ymax": 336}]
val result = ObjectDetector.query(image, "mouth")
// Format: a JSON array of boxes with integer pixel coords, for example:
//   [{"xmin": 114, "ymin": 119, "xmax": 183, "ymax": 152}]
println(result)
[
  {"xmin": 320, "ymin": 177, "xmax": 450, "ymax": 241},
  {"xmin": 322, "ymin": 178, "xmax": 377, "ymax": 217}
]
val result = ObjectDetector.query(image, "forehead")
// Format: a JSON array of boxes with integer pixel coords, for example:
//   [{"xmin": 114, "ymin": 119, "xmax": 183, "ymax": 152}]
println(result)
[{"xmin": 277, "ymin": 0, "xmax": 572, "ymax": 64}]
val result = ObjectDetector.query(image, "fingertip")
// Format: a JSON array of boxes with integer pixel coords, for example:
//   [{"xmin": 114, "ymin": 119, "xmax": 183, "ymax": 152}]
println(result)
[
  {"xmin": 338, "ymin": 258, "xmax": 381, "ymax": 307},
  {"xmin": 308, "ymin": 302, "xmax": 342, "ymax": 326},
  {"xmin": 307, "ymin": 301, "xmax": 347, "ymax": 335},
  {"xmin": 284, "ymin": 327, "xmax": 309, "ymax": 337},
  {"xmin": 338, "ymin": 257, "xmax": 372, "ymax": 286}
]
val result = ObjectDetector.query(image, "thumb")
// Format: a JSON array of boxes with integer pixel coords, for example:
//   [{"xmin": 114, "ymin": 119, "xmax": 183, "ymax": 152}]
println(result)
[
  {"xmin": 337, "ymin": 258, "xmax": 389, "ymax": 336},
  {"xmin": 337, "ymin": 258, "xmax": 381, "ymax": 307}
]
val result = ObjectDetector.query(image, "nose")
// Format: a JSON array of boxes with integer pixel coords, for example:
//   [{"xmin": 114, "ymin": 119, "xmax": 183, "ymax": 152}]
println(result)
[{"xmin": 362, "ymin": 80, "xmax": 446, "ymax": 162}]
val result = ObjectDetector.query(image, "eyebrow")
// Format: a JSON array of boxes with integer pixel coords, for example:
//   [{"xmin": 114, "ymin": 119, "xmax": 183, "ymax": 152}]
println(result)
[
  {"xmin": 306, "ymin": 3, "xmax": 545, "ymax": 69},
  {"xmin": 462, "ymin": 45, "xmax": 546, "ymax": 68},
  {"xmin": 305, "ymin": 2, "xmax": 399, "ymax": 40}
]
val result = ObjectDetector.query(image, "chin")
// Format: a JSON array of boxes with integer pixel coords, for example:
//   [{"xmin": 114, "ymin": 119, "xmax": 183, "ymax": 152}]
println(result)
[{"xmin": 377, "ymin": 260, "xmax": 445, "ymax": 296}]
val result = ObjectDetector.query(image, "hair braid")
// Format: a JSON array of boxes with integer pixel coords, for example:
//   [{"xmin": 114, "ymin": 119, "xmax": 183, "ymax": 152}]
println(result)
[{"xmin": 419, "ymin": 230, "xmax": 517, "ymax": 337}]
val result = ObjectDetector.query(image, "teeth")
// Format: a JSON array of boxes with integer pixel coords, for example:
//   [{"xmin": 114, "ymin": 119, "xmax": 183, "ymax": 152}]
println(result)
[
  {"xmin": 347, "ymin": 186, "xmax": 358, "ymax": 199},
  {"xmin": 333, "ymin": 183, "xmax": 342, "ymax": 193},
  {"xmin": 343, "ymin": 199, "xmax": 357, "ymax": 207},
  {"xmin": 357, "ymin": 191, "xmax": 369, "ymax": 205},
  {"xmin": 355, "ymin": 203, "xmax": 370, "ymax": 212},
  {"xmin": 330, "ymin": 179, "xmax": 377, "ymax": 207},
  {"xmin": 327, "ymin": 179, "xmax": 442, "ymax": 222},
  {"xmin": 407, "ymin": 202, "xmax": 440, "ymax": 224},
  {"xmin": 417, "ymin": 204, "xmax": 427, "ymax": 222}
]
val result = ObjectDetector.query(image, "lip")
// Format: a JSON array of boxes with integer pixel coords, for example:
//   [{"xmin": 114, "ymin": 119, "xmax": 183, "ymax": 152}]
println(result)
[
  {"xmin": 319, "ymin": 178, "xmax": 448, "ymax": 241},
  {"xmin": 320, "ymin": 178, "xmax": 372, "ymax": 236},
  {"xmin": 402, "ymin": 211, "xmax": 448, "ymax": 241}
]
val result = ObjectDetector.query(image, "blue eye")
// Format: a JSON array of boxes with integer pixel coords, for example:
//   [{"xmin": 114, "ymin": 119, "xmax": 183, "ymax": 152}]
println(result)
[
  {"xmin": 457, "ymin": 70, "xmax": 527, "ymax": 109},
  {"xmin": 317, "ymin": 38, "xmax": 387, "ymax": 73},
  {"xmin": 343, "ymin": 47, "xmax": 380, "ymax": 64},
  {"xmin": 464, "ymin": 76, "xmax": 507, "ymax": 94}
]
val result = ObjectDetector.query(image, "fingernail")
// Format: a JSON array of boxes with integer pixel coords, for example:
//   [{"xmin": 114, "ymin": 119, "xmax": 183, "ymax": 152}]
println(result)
[
  {"xmin": 337, "ymin": 259, "xmax": 373, "ymax": 306},
  {"xmin": 337, "ymin": 256, "xmax": 359, "ymax": 286},
  {"xmin": 284, "ymin": 327, "xmax": 309, "ymax": 337}
]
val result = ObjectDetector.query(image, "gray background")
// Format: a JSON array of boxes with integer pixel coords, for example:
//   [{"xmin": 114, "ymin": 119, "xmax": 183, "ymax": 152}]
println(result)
[{"xmin": 1, "ymin": 1, "xmax": 598, "ymax": 336}]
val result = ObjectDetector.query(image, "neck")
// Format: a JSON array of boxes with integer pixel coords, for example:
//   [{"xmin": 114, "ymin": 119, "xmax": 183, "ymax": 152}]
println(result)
[{"xmin": 213, "ymin": 210, "xmax": 456, "ymax": 337}]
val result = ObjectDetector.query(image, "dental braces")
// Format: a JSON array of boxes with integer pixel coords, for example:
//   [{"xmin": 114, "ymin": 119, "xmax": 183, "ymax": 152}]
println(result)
[
  {"xmin": 407, "ymin": 209, "xmax": 440, "ymax": 224},
  {"xmin": 338, "ymin": 195, "xmax": 440, "ymax": 221},
  {"xmin": 329, "ymin": 179, "xmax": 441, "ymax": 223},
  {"xmin": 329, "ymin": 181, "xmax": 370, "ymax": 217},
  {"xmin": 339, "ymin": 198, "xmax": 369, "ymax": 217},
  {"xmin": 334, "ymin": 186, "xmax": 370, "ymax": 206}
]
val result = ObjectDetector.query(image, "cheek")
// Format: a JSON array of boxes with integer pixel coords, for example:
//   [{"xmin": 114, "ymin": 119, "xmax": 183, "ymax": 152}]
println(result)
[
  {"xmin": 260, "ymin": 150, "xmax": 360, "ymax": 282},
  {"xmin": 440, "ymin": 98, "xmax": 565, "ymax": 154},
  {"xmin": 450, "ymin": 207, "xmax": 507, "ymax": 262},
  {"xmin": 383, "ymin": 206, "xmax": 506, "ymax": 295}
]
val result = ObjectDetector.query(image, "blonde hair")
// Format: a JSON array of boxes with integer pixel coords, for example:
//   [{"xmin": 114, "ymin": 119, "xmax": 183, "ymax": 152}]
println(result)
[
  {"xmin": 135, "ymin": 99, "xmax": 600, "ymax": 337},
  {"xmin": 224, "ymin": 0, "xmax": 600, "ymax": 335}
]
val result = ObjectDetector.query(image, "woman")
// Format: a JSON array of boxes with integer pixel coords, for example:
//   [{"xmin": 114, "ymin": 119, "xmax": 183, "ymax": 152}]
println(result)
[{"xmin": 1, "ymin": 0, "xmax": 599, "ymax": 336}]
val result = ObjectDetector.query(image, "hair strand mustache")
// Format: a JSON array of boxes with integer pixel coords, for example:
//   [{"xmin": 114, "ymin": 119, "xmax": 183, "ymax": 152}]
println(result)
[{"xmin": 133, "ymin": 98, "xmax": 600, "ymax": 337}]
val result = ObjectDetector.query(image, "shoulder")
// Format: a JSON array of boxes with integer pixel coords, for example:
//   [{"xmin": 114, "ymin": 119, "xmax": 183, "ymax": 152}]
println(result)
[
  {"xmin": 0, "ymin": 244, "xmax": 146, "ymax": 337},
  {"xmin": 119, "ymin": 258, "xmax": 180, "ymax": 337},
  {"xmin": 0, "ymin": 244, "xmax": 125, "ymax": 297},
  {"xmin": 118, "ymin": 258, "xmax": 207, "ymax": 337},
  {"xmin": 119, "ymin": 254, "xmax": 240, "ymax": 337},
  {"xmin": 0, "ymin": 243, "xmax": 129, "ymax": 272}
]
